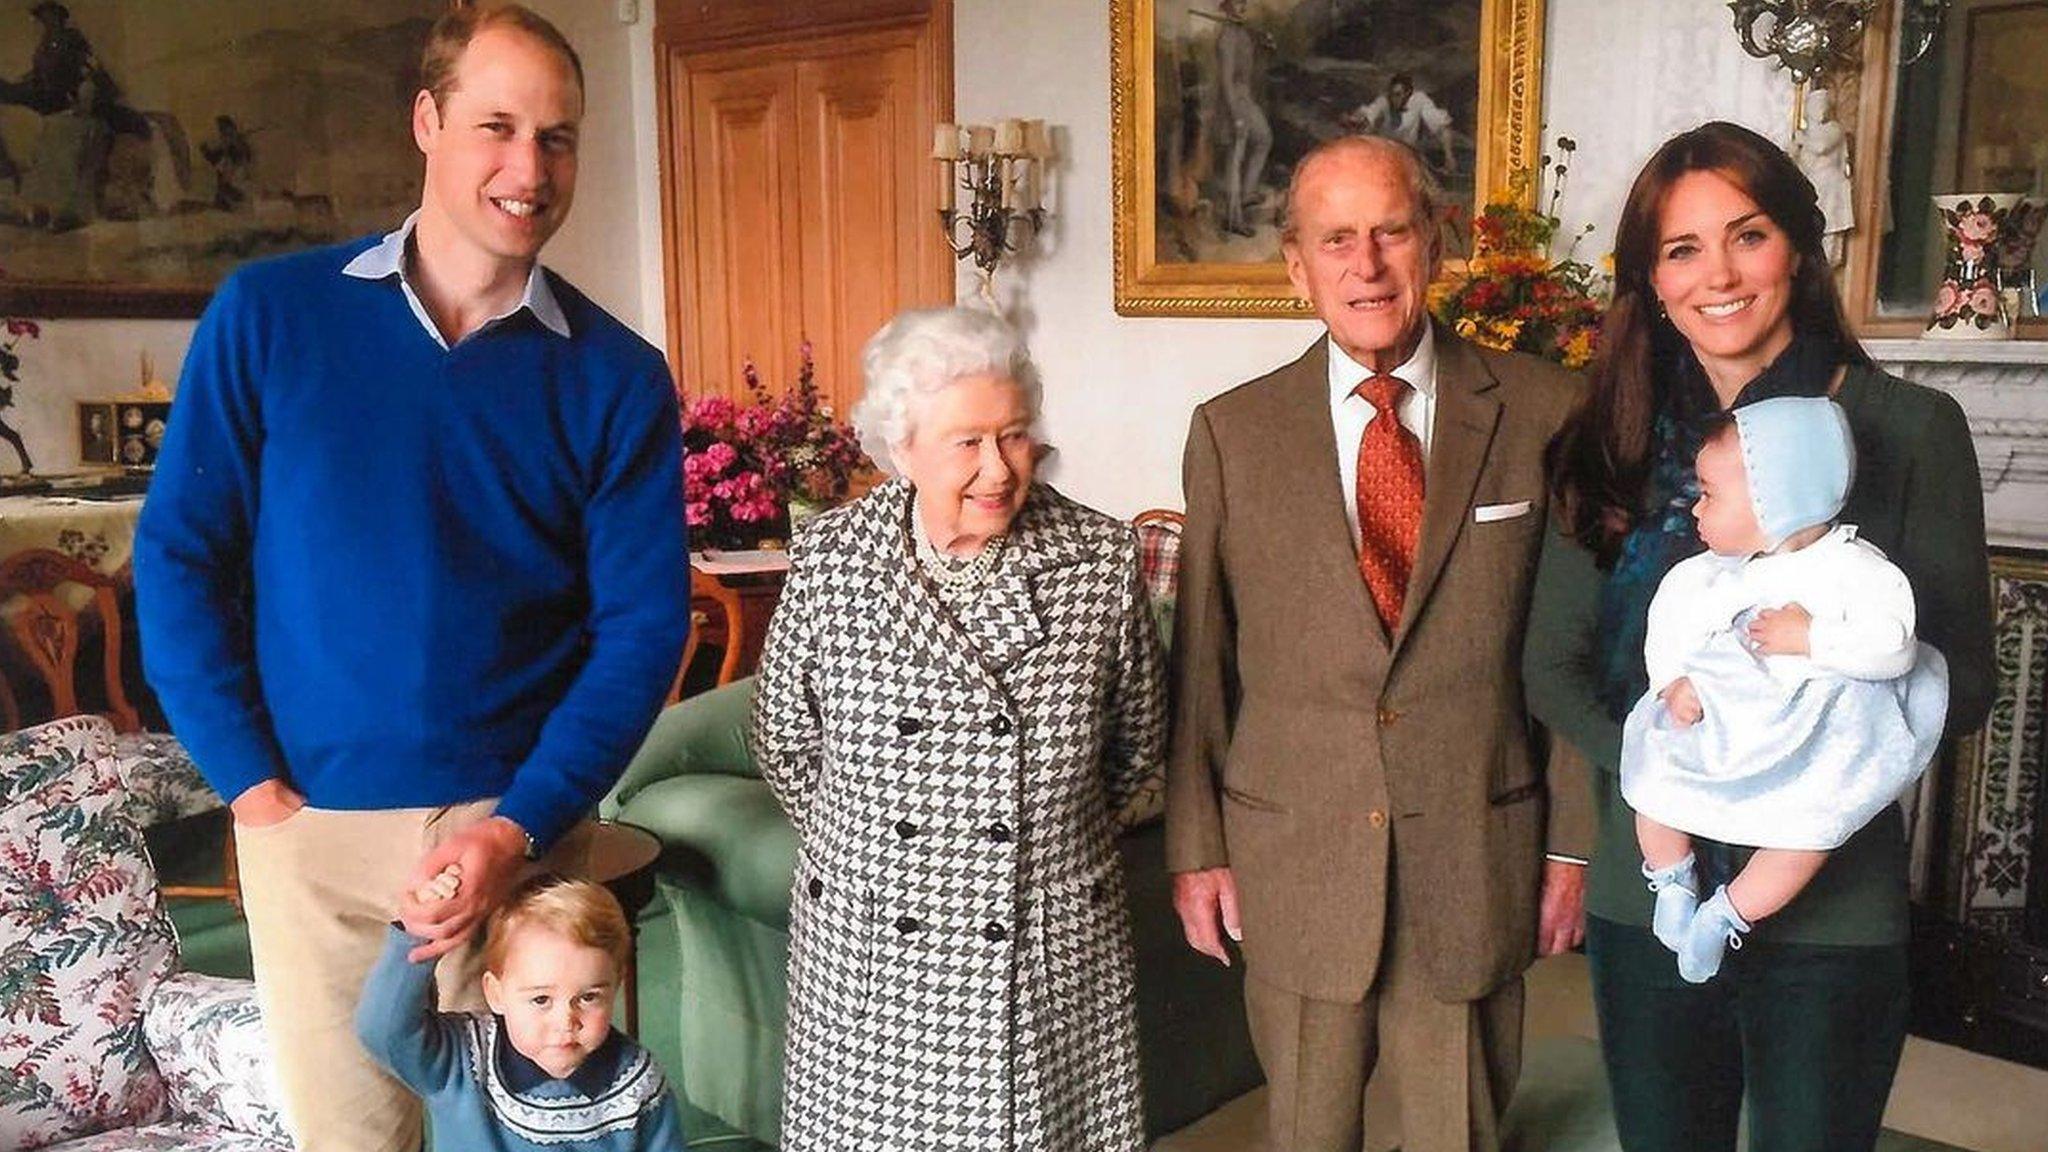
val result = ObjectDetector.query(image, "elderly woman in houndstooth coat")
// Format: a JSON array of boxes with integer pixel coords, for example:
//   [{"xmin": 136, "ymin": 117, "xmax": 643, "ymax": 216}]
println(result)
[{"xmin": 751, "ymin": 306, "xmax": 1166, "ymax": 1152}]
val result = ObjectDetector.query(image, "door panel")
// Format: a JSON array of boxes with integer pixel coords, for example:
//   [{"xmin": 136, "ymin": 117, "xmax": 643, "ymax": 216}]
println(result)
[
  {"xmin": 682, "ymin": 61, "xmax": 803, "ymax": 398},
  {"xmin": 796, "ymin": 40, "xmax": 919, "ymax": 416},
  {"xmin": 658, "ymin": 5, "xmax": 952, "ymax": 414}
]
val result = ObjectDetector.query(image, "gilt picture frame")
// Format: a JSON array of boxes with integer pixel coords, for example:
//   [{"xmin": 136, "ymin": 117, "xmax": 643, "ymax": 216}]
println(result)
[{"xmin": 1111, "ymin": 0, "xmax": 1545, "ymax": 317}]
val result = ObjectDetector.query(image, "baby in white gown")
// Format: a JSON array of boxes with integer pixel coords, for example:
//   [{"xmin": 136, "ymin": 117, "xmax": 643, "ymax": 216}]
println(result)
[{"xmin": 1619, "ymin": 397, "xmax": 1949, "ymax": 983}]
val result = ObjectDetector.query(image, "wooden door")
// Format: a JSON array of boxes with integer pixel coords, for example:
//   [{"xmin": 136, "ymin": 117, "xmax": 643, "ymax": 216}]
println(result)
[
  {"xmin": 657, "ymin": 2, "xmax": 953, "ymax": 416},
  {"xmin": 676, "ymin": 59, "xmax": 804, "ymax": 404}
]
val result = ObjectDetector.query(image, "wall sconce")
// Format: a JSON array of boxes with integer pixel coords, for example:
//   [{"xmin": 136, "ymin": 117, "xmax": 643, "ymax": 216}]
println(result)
[
  {"xmin": 934, "ymin": 119, "xmax": 1051, "ymax": 302},
  {"xmin": 1727, "ymin": 0, "xmax": 1879, "ymax": 85}
]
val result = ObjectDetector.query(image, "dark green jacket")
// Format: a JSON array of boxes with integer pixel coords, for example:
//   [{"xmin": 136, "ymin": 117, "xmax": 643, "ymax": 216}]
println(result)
[{"xmin": 1524, "ymin": 364, "xmax": 1996, "ymax": 945}]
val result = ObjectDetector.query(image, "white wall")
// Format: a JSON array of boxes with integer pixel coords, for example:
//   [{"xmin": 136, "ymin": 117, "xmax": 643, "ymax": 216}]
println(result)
[
  {"xmin": 954, "ymin": 0, "xmax": 1804, "ymax": 517},
  {"xmin": 3, "ymin": 0, "xmax": 666, "ymax": 475}
]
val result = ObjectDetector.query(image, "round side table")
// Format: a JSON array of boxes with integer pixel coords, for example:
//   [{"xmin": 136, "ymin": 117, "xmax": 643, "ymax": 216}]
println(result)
[{"xmin": 586, "ymin": 819, "xmax": 662, "ymax": 1034}]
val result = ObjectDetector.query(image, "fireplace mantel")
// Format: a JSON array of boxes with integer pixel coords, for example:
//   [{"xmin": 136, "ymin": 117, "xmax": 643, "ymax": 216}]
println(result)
[{"xmin": 1865, "ymin": 339, "xmax": 2048, "ymax": 551}]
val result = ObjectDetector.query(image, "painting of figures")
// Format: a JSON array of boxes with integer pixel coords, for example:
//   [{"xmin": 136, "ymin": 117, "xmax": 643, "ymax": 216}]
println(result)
[
  {"xmin": 0, "ymin": 0, "xmax": 444, "ymax": 317},
  {"xmin": 1114, "ymin": 0, "xmax": 1542, "ymax": 316}
]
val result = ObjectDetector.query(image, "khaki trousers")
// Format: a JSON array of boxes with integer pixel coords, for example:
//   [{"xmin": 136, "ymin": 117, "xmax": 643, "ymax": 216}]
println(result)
[
  {"xmin": 234, "ymin": 799, "xmax": 592, "ymax": 1152},
  {"xmin": 1245, "ymin": 878, "xmax": 1524, "ymax": 1152}
]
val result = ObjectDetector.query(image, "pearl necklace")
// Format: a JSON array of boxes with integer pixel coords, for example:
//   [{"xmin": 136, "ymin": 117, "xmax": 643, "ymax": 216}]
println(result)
[{"xmin": 915, "ymin": 527, "xmax": 1007, "ymax": 589}]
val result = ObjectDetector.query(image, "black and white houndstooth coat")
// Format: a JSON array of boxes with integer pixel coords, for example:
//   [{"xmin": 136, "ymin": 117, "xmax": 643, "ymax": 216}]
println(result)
[{"xmin": 751, "ymin": 478, "xmax": 1165, "ymax": 1152}]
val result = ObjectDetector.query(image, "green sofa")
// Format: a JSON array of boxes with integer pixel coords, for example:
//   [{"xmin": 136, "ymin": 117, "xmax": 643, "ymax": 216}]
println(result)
[{"xmin": 601, "ymin": 676, "xmax": 1264, "ymax": 1147}]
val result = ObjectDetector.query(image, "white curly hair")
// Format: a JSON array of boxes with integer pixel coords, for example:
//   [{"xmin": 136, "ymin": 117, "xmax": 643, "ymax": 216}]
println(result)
[{"xmin": 850, "ymin": 307, "xmax": 1041, "ymax": 475}]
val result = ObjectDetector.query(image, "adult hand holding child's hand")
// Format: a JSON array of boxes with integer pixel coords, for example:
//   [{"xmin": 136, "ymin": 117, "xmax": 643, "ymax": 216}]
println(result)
[
  {"xmin": 400, "ymin": 817, "xmax": 529, "ymax": 962},
  {"xmin": 399, "ymin": 865, "xmax": 463, "ymax": 940}
]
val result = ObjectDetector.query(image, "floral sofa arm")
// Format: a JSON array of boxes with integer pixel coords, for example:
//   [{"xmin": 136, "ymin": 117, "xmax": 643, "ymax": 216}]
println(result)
[{"xmin": 141, "ymin": 973, "xmax": 290, "ymax": 1145}]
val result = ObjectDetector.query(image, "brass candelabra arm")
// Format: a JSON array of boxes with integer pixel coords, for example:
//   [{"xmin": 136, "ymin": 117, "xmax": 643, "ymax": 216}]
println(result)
[{"xmin": 938, "ymin": 204, "xmax": 1044, "ymax": 277}]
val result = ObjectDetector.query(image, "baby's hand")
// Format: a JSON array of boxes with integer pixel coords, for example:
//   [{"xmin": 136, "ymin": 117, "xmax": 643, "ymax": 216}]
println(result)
[
  {"xmin": 1748, "ymin": 603, "xmax": 1813, "ymax": 655},
  {"xmin": 1661, "ymin": 677, "xmax": 1703, "ymax": 727}
]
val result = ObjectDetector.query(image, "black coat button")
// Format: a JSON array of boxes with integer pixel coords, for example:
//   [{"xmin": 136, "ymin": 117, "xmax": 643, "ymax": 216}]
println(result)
[
  {"xmin": 895, "ymin": 819, "xmax": 919, "ymax": 839},
  {"xmin": 986, "ymin": 822, "xmax": 1012, "ymax": 843},
  {"xmin": 896, "ymin": 716, "xmax": 923, "ymax": 736},
  {"xmin": 982, "ymin": 921, "xmax": 1007, "ymax": 942},
  {"xmin": 1090, "ymin": 880, "xmax": 1107, "ymax": 904},
  {"xmin": 988, "ymin": 716, "xmax": 1013, "ymax": 736},
  {"xmin": 807, "ymin": 878, "xmax": 823, "ymax": 898},
  {"xmin": 894, "ymin": 915, "xmax": 923, "ymax": 935}
]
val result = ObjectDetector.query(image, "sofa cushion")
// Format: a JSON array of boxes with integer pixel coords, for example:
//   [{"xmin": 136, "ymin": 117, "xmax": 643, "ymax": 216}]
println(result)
[
  {"xmin": 41, "ymin": 1122, "xmax": 288, "ymax": 1151},
  {"xmin": 0, "ymin": 716, "xmax": 178, "ymax": 1150},
  {"xmin": 142, "ymin": 974, "xmax": 287, "ymax": 1144},
  {"xmin": 629, "ymin": 774, "xmax": 798, "ymax": 928}
]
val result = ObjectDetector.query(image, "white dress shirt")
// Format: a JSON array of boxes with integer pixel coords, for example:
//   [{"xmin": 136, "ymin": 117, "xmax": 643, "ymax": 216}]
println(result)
[
  {"xmin": 1328, "ymin": 325, "xmax": 1438, "ymax": 549},
  {"xmin": 341, "ymin": 210, "xmax": 570, "ymax": 349}
]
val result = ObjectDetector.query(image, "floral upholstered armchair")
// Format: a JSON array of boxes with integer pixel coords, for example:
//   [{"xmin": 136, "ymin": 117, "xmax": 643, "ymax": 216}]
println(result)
[{"xmin": 0, "ymin": 716, "xmax": 289, "ymax": 1151}]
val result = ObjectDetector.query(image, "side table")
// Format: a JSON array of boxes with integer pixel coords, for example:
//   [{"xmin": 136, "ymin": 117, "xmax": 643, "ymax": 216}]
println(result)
[{"xmin": 586, "ymin": 819, "xmax": 663, "ymax": 1034}]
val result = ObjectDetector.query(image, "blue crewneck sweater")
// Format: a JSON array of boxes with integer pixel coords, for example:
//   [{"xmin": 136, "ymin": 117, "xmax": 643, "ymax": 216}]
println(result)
[{"xmin": 134, "ymin": 237, "xmax": 690, "ymax": 847}]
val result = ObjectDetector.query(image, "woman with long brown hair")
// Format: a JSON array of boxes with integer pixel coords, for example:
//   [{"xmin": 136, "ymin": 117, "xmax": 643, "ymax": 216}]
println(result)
[{"xmin": 1525, "ymin": 121, "xmax": 1994, "ymax": 1150}]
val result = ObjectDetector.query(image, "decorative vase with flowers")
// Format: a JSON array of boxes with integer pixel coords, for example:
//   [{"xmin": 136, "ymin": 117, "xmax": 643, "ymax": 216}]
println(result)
[
  {"xmin": 1428, "ymin": 136, "xmax": 1609, "ymax": 369},
  {"xmin": 680, "ymin": 342, "xmax": 869, "ymax": 551}
]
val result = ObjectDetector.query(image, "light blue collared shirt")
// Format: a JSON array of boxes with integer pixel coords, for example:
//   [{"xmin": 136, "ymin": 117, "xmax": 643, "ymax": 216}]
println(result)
[{"xmin": 340, "ymin": 211, "xmax": 571, "ymax": 349}]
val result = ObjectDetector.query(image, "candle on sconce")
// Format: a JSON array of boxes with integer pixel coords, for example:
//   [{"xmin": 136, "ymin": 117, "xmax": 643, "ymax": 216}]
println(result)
[
  {"xmin": 965, "ymin": 124, "xmax": 995, "ymax": 157},
  {"xmin": 939, "ymin": 159, "xmax": 955, "ymax": 211},
  {"xmin": 932, "ymin": 123, "xmax": 961, "ymax": 161},
  {"xmin": 994, "ymin": 118, "xmax": 1024, "ymax": 156},
  {"xmin": 1022, "ymin": 119, "xmax": 1050, "ymax": 161}
]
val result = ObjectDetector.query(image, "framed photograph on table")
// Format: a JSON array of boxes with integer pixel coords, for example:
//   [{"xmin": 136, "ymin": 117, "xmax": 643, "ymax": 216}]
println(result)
[
  {"xmin": 76, "ymin": 397, "xmax": 167, "ymax": 467},
  {"xmin": 0, "ymin": 0, "xmax": 447, "ymax": 319},
  {"xmin": 1110, "ymin": 0, "xmax": 1545, "ymax": 317}
]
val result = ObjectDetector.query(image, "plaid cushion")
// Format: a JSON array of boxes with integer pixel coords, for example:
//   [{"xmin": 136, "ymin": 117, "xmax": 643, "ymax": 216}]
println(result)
[{"xmin": 1134, "ymin": 517, "xmax": 1182, "ymax": 604}]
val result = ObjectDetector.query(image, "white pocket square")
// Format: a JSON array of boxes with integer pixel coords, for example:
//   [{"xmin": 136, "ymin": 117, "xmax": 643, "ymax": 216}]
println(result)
[{"xmin": 1473, "ymin": 500, "xmax": 1533, "ymax": 523}]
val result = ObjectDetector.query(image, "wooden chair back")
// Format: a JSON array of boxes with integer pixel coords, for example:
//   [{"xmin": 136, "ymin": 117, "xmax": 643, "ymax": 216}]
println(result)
[
  {"xmin": 0, "ymin": 548, "xmax": 141, "ymax": 732},
  {"xmin": 0, "ymin": 548, "xmax": 240, "ymax": 910}
]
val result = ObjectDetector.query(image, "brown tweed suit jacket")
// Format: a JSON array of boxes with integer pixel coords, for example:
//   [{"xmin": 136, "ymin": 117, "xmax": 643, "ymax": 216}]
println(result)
[{"xmin": 1165, "ymin": 326, "xmax": 1593, "ymax": 1005}]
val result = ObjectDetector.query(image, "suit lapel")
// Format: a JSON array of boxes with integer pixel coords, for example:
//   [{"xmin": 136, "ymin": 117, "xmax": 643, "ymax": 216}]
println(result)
[
  {"xmin": 1269, "ymin": 340, "xmax": 1394, "ymax": 653},
  {"xmin": 1394, "ymin": 328, "xmax": 1501, "ymax": 650}
]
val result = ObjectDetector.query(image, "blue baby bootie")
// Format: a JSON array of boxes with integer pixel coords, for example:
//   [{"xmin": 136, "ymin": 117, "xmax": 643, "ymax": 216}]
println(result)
[
  {"xmin": 1642, "ymin": 854, "xmax": 1699, "ymax": 953},
  {"xmin": 1677, "ymin": 886, "xmax": 1751, "ymax": 984}
]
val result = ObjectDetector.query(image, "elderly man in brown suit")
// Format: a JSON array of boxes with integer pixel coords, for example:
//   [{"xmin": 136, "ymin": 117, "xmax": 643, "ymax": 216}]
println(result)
[{"xmin": 1166, "ymin": 135, "xmax": 1592, "ymax": 1152}]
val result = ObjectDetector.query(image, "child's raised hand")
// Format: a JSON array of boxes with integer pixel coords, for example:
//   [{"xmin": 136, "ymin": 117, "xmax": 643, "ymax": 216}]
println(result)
[
  {"xmin": 414, "ymin": 864, "xmax": 462, "ymax": 904},
  {"xmin": 1661, "ymin": 677, "xmax": 1703, "ymax": 727},
  {"xmin": 400, "ymin": 865, "xmax": 463, "ymax": 938},
  {"xmin": 1748, "ymin": 603, "xmax": 1813, "ymax": 655}
]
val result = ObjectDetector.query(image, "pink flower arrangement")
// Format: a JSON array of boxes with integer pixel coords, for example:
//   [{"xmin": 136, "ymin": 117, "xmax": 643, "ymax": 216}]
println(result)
[{"xmin": 680, "ymin": 342, "xmax": 869, "ymax": 550}]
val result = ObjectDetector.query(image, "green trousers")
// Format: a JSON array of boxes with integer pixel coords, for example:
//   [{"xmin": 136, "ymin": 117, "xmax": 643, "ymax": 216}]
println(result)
[{"xmin": 1584, "ymin": 916, "xmax": 1909, "ymax": 1152}]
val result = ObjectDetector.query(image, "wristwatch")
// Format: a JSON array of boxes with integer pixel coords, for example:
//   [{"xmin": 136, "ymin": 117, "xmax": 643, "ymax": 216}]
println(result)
[{"xmin": 501, "ymin": 818, "xmax": 540, "ymax": 861}]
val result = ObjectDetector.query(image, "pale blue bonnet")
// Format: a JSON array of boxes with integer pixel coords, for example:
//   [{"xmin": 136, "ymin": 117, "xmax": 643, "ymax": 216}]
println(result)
[{"xmin": 1731, "ymin": 396, "xmax": 1855, "ymax": 549}]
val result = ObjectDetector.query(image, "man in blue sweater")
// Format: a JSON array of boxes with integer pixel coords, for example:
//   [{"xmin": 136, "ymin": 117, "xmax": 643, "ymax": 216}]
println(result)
[{"xmin": 133, "ymin": 6, "xmax": 688, "ymax": 1151}]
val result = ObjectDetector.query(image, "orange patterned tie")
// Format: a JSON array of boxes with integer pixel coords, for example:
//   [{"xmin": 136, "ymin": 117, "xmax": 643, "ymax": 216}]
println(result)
[{"xmin": 1354, "ymin": 373, "xmax": 1425, "ymax": 632}]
